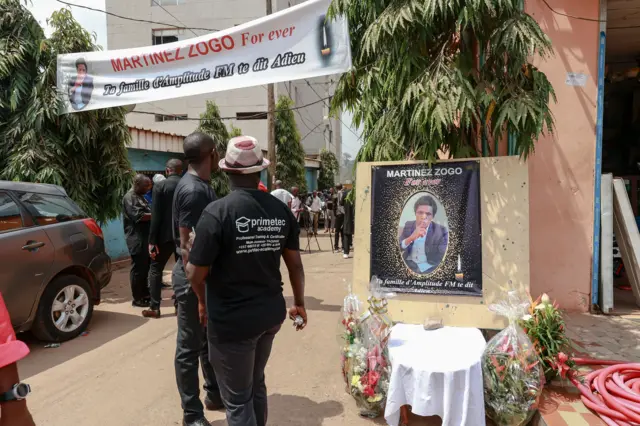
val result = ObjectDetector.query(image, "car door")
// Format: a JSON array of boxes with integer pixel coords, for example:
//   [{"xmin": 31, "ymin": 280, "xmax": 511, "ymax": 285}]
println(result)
[{"xmin": 0, "ymin": 191, "xmax": 54, "ymax": 327}]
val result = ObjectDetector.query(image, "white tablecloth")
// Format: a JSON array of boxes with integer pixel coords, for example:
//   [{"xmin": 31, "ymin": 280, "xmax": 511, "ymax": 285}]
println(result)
[{"xmin": 384, "ymin": 324, "xmax": 486, "ymax": 426}]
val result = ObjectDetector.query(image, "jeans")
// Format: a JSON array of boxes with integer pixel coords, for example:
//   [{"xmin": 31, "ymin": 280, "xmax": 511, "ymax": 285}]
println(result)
[
  {"xmin": 334, "ymin": 215, "xmax": 344, "ymax": 250},
  {"xmin": 174, "ymin": 282, "xmax": 220, "ymax": 422},
  {"xmin": 208, "ymin": 325, "xmax": 281, "ymax": 426},
  {"xmin": 343, "ymin": 234, "xmax": 353, "ymax": 255},
  {"xmin": 148, "ymin": 241, "xmax": 175, "ymax": 310},
  {"xmin": 129, "ymin": 252, "xmax": 150, "ymax": 301}
]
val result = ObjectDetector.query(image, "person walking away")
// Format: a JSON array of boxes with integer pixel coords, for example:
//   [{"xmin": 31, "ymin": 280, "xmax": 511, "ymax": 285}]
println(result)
[
  {"xmin": 123, "ymin": 174, "xmax": 152, "ymax": 307},
  {"xmin": 0, "ymin": 293, "xmax": 35, "ymax": 426},
  {"xmin": 143, "ymin": 159, "xmax": 184, "ymax": 319},
  {"xmin": 342, "ymin": 187, "xmax": 355, "ymax": 259},
  {"xmin": 308, "ymin": 190, "xmax": 322, "ymax": 235},
  {"xmin": 172, "ymin": 133, "xmax": 222, "ymax": 426},
  {"xmin": 324, "ymin": 187, "xmax": 335, "ymax": 233},
  {"xmin": 186, "ymin": 135, "xmax": 307, "ymax": 426},
  {"xmin": 270, "ymin": 180, "xmax": 293, "ymax": 208},
  {"xmin": 334, "ymin": 184, "xmax": 345, "ymax": 252}
]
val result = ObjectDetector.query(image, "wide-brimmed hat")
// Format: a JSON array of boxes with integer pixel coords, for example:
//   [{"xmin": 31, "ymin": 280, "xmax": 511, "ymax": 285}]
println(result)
[{"xmin": 218, "ymin": 135, "xmax": 270, "ymax": 174}]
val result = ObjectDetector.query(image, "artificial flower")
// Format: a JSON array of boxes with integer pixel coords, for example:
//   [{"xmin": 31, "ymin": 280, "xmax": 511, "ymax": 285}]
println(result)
[
  {"xmin": 541, "ymin": 293, "xmax": 550, "ymax": 304},
  {"xmin": 522, "ymin": 314, "xmax": 532, "ymax": 321},
  {"xmin": 351, "ymin": 375, "xmax": 361, "ymax": 387}
]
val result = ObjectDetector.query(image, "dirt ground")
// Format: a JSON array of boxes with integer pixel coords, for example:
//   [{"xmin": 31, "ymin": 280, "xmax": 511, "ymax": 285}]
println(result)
[{"xmin": 19, "ymin": 235, "xmax": 440, "ymax": 426}]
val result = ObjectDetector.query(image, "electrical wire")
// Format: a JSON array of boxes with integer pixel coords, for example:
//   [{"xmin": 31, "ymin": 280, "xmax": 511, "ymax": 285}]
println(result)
[
  {"xmin": 538, "ymin": 0, "xmax": 605, "ymax": 23},
  {"xmin": 150, "ymin": 0, "xmax": 214, "ymax": 36},
  {"xmin": 304, "ymin": 80, "xmax": 363, "ymax": 152},
  {"xmin": 54, "ymin": 0, "xmax": 218, "ymax": 32},
  {"xmin": 131, "ymin": 96, "xmax": 333, "ymax": 121}
]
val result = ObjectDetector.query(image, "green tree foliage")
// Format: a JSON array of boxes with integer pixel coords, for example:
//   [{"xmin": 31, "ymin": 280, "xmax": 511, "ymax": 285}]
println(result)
[
  {"xmin": 328, "ymin": 0, "xmax": 556, "ymax": 162},
  {"xmin": 318, "ymin": 149, "xmax": 339, "ymax": 190},
  {"xmin": 0, "ymin": 3, "xmax": 133, "ymax": 223},
  {"xmin": 274, "ymin": 96, "xmax": 306, "ymax": 193},
  {"xmin": 229, "ymin": 124, "xmax": 242, "ymax": 138},
  {"xmin": 197, "ymin": 100, "xmax": 244, "ymax": 197}
]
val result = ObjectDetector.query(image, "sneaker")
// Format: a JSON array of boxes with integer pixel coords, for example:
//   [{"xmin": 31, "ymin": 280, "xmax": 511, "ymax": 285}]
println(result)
[
  {"xmin": 161, "ymin": 282, "xmax": 171, "ymax": 289},
  {"xmin": 343, "ymin": 254, "xmax": 349, "ymax": 259},
  {"xmin": 141, "ymin": 308, "xmax": 161, "ymax": 319},
  {"xmin": 182, "ymin": 418, "xmax": 210, "ymax": 426},
  {"xmin": 132, "ymin": 299, "xmax": 150, "ymax": 308},
  {"xmin": 204, "ymin": 394, "xmax": 224, "ymax": 411}
]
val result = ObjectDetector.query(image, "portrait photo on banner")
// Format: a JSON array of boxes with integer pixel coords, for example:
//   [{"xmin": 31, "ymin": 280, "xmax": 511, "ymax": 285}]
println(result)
[{"xmin": 370, "ymin": 161, "xmax": 483, "ymax": 296}]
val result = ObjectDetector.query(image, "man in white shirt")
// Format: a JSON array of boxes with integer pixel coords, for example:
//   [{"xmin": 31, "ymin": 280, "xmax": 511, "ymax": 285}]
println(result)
[
  {"xmin": 307, "ymin": 190, "xmax": 322, "ymax": 235},
  {"xmin": 290, "ymin": 187, "xmax": 304, "ymax": 221},
  {"xmin": 271, "ymin": 180, "xmax": 293, "ymax": 208},
  {"xmin": 399, "ymin": 195, "xmax": 448, "ymax": 274}
]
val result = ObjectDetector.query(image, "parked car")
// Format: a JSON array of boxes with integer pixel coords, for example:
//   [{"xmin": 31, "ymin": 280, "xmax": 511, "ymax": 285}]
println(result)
[{"xmin": 0, "ymin": 181, "xmax": 111, "ymax": 342}]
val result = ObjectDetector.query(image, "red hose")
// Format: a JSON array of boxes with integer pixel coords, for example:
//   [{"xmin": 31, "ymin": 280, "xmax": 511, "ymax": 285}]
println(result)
[{"xmin": 566, "ymin": 359, "xmax": 640, "ymax": 426}]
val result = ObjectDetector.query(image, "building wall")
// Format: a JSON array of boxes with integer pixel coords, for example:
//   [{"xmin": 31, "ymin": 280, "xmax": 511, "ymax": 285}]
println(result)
[
  {"xmin": 526, "ymin": 0, "xmax": 599, "ymax": 311},
  {"xmin": 105, "ymin": 0, "xmax": 342, "ymax": 157}
]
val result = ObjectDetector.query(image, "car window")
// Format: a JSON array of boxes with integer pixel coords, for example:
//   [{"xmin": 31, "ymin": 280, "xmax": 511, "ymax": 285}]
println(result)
[
  {"xmin": 16, "ymin": 192, "xmax": 86, "ymax": 225},
  {"xmin": 0, "ymin": 192, "xmax": 23, "ymax": 232}
]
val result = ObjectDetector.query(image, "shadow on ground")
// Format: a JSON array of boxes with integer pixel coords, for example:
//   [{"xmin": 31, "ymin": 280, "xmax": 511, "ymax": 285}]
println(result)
[
  {"xmin": 210, "ymin": 394, "xmax": 343, "ymax": 426},
  {"xmin": 284, "ymin": 295, "xmax": 342, "ymax": 312},
  {"xmin": 18, "ymin": 310, "xmax": 148, "ymax": 379}
]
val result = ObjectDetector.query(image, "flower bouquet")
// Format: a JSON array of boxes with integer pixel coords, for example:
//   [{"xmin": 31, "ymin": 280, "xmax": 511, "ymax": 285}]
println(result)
[
  {"xmin": 482, "ymin": 291, "xmax": 544, "ymax": 426},
  {"xmin": 338, "ymin": 280, "xmax": 363, "ymax": 392},
  {"xmin": 519, "ymin": 293, "xmax": 574, "ymax": 382},
  {"xmin": 347, "ymin": 276, "xmax": 394, "ymax": 418}
]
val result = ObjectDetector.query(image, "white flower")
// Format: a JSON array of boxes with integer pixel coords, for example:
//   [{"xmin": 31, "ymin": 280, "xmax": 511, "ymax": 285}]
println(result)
[
  {"xmin": 541, "ymin": 293, "xmax": 550, "ymax": 304},
  {"xmin": 535, "ymin": 304, "xmax": 546, "ymax": 311},
  {"xmin": 522, "ymin": 314, "xmax": 532, "ymax": 321}
]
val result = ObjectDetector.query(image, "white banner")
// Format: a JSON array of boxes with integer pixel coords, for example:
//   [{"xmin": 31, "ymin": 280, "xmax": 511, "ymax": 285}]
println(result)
[{"xmin": 56, "ymin": 0, "xmax": 351, "ymax": 114}]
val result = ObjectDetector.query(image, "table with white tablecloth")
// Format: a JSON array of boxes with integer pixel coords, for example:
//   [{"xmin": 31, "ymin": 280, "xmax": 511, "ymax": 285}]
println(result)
[{"xmin": 384, "ymin": 324, "xmax": 487, "ymax": 426}]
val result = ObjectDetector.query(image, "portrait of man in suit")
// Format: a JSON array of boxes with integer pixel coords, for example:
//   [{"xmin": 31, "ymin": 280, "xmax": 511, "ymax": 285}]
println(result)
[
  {"xmin": 398, "ymin": 194, "xmax": 449, "ymax": 274},
  {"xmin": 68, "ymin": 58, "xmax": 94, "ymax": 111}
]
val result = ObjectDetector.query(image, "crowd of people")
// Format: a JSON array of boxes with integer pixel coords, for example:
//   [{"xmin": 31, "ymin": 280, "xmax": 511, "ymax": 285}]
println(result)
[
  {"xmin": 269, "ymin": 181, "xmax": 355, "ymax": 258},
  {"xmin": 121, "ymin": 132, "xmax": 307, "ymax": 426}
]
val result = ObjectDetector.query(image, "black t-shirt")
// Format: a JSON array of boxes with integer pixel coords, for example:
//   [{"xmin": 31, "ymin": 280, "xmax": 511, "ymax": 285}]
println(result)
[
  {"xmin": 172, "ymin": 172, "xmax": 217, "ymax": 249},
  {"xmin": 189, "ymin": 188, "xmax": 300, "ymax": 342}
]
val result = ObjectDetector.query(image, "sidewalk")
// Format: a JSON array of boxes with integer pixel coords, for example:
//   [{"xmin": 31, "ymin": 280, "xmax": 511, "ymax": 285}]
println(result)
[{"xmin": 536, "ymin": 311, "xmax": 640, "ymax": 426}]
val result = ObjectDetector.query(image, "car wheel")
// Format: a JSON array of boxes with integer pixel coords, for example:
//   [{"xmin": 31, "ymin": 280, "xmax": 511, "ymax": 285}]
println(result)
[{"xmin": 32, "ymin": 275, "xmax": 94, "ymax": 342}]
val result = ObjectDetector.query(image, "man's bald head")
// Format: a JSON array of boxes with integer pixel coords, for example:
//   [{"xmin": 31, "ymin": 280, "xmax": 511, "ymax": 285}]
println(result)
[
  {"xmin": 166, "ymin": 158, "xmax": 183, "ymax": 176},
  {"xmin": 133, "ymin": 174, "xmax": 151, "ymax": 195},
  {"xmin": 183, "ymin": 132, "xmax": 215, "ymax": 165}
]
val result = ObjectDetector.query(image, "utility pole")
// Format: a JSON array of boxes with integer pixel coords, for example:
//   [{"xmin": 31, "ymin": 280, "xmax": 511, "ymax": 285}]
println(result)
[{"xmin": 266, "ymin": 0, "xmax": 276, "ymax": 191}]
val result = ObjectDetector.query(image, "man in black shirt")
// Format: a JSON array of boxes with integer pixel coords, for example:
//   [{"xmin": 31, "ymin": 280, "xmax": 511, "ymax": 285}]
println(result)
[
  {"xmin": 187, "ymin": 136, "xmax": 306, "ymax": 426},
  {"xmin": 122, "ymin": 174, "xmax": 152, "ymax": 307},
  {"xmin": 172, "ymin": 133, "xmax": 221, "ymax": 426},
  {"xmin": 334, "ymin": 183, "xmax": 345, "ymax": 251},
  {"xmin": 143, "ymin": 158, "xmax": 183, "ymax": 318}
]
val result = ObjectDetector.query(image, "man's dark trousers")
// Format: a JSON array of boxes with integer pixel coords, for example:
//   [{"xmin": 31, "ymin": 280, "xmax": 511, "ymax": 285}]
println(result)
[
  {"xmin": 148, "ymin": 241, "xmax": 175, "ymax": 310},
  {"xmin": 130, "ymin": 252, "xmax": 150, "ymax": 301},
  {"xmin": 334, "ymin": 214, "xmax": 345, "ymax": 250},
  {"xmin": 173, "ymin": 260, "xmax": 220, "ymax": 423},
  {"xmin": 208, "ymin": 325, "xmax": 280, "ymax": 426}
]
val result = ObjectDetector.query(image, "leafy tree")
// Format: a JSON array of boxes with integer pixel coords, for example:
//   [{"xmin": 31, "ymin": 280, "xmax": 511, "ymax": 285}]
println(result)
[
  {"xmin": 274, "ymin": 95, "xmax": 306, "ymax": 192},
  {"xmin": 197, "ymin": 100, "xmax": 234, "ymax": 197},
  {"xmin": 0, "ymin": 3, "xmax": 133, "ymax": 223},
  {"xmin": 328, "ymin": 0, "xmax": 555, "ymax": 163},
  {"xmin": 229, "ymin": 124, "xmax": 242, "ymax": 138},
  {"xmin": 318, "ymin": 149, "xmax": 339, "ymax": 190}
]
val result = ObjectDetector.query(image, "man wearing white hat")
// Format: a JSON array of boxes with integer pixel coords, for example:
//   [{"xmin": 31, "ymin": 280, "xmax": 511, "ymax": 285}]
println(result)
[{"xmin": 186, "ymin": 135, "xmax": 307, "ymax": 426}]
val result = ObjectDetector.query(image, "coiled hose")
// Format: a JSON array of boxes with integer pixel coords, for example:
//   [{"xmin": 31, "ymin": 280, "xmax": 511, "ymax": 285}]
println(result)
[{"xmin": 568, "ymin": 358, "xmax": 640, "ymax": 426}]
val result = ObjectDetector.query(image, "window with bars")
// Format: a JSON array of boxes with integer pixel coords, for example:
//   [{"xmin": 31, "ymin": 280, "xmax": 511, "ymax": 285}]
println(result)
[
  {"xmin": 152, "ymin": 29, "xmax": 187, "ymax": 45},
  {"xmin": 155, "ymin": 114, "xmax": 188, "ymax": 122},
  {"xmin": 236, "ymin": 112, "xmax": 268, "ymax": 120},
  {"xmin": 151, "ymin": 0, "xmax": 185, "ymax": 6}
]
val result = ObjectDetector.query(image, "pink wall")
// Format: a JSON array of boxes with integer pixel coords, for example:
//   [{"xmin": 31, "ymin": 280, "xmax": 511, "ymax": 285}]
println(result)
[{"xmin": 526, "ymin": 0, "xmax": 600, "ymax": 311}]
